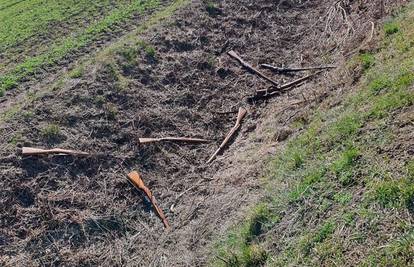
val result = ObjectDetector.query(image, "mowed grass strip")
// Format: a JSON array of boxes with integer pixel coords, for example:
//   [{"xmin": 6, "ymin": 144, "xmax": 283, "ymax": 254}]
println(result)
[
  {"xmin": 0, "ymin": 0, "xmax": 132, "ymax": 52},
  {"xmin": 212, "ymin": 4, "xmax": 414, "ymax": 267},
  {"xmin": 0, "ymin": 0, "xmax": 161, "ymax": 96}
]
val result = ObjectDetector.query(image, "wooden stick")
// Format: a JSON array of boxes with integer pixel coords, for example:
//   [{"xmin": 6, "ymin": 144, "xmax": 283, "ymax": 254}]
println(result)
[
  {"xmin": 228, "ymin": 50, "xmax": 279, "ymax": 87},
  {"xmin": 207, "ymin": 107, "xmax": 247, "ymax": 164},
  {"xmin": 139, "ymin": 137, "xmax": 209, "ymax": 144},
  {"xmin": 260, "ymin": 64, "xmax": 336, "ymax": 73},
  {"xmin": 254, "ymin": 71, "xmax": 323, "ymax": 97},
  {"xmin": 127, "ymin": 171, "xmax": 170, "ymax": 229},
  {"xmin": 21, "ymin": 147, "xmax": 89, "ymax": 156}
]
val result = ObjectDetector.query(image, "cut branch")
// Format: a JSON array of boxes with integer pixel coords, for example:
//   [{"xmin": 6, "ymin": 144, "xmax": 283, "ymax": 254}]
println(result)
[
  {"xmin": 260, "ymin": 64, "xmax": 336, "ymax": 73},
  {"xmin": 252, "ymin": 71, "xmax": 323, "ymax": 101},
  {"xmin": 207, "ymin": 107, "xmax": 247, "ymax": 164},
  {"xmin": 21, "ymin": 147, "xmax": 89, "ymax": 156},
  {"xmin": 127, "ymin": 171, "xmax": 170, "ymax": 229},
  {"xmin": 139, "ymin": 137, "xmax": 209, "ymax": 144},
  {"xmin": 228, "ymin": 50, "xmax": 279, "ymax": 87}
]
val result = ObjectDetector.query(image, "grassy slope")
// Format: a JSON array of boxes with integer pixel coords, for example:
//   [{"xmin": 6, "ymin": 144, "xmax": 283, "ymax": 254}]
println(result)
[
  {"xmin": 213, "ymin": 5, "xmax": 414, "ymax": 267},
  {"xmin": 0, "ymin": 0, "xmax": 162, "ymax": 95}
]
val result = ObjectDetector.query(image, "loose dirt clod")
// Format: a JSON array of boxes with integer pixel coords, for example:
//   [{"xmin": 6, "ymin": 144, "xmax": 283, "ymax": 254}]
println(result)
[
  {"xmin": 227, "ymin": 50, "xmax": 279, "ymax": 87},
  {"xmin": 207, "ymin": 107, "xmax": 247, "ymax": 164},
  {"xmin": 127, "ymin": 171, "xmax": 170, "ymax": 229},
  {"xmin": 21, "ymin": 147, "xmax": 89, "ymax": 156},
  {"xmin": 139, "ymin": 137, "xmax": 209, "ymax": 144}
]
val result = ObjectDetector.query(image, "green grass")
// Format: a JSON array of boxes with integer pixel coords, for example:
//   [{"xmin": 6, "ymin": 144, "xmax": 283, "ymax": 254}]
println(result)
[
  {"xmin": 41, "ymin": 124, "xmax": 61, "ymax": 141},
  {"xmin": 69, "ymin": 65, "xmax": 85, "ymax": 79},
  {"xmin": 0, "ymin": 1, "xmax": 131, "ymax": 52},
  {"xmin": 0, "ymin": 0, "xmax": 161, "ymax": 94},
  {"xmin": 212, "ymin": 4, "xmax": 414, "ymax": 266}
]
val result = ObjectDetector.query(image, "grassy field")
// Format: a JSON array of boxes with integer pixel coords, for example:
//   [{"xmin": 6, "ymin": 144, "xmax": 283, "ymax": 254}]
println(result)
[
  {"xmin": 213, "ymin": 4, "xmax": 414, "ymax": 266},
  {"xmin": 0, "ymin": 0, "xmax": 162, "ymax": 96}
]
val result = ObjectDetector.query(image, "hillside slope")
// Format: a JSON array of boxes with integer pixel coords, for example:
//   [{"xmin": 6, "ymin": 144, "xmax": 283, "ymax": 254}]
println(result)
[
  {"xmin": 0, "ymin": 0, "xmax": 410, "ymax": 266},
  {"xmin": 213, "ymin": 4, "xmax": 414, "ymax": 266}
]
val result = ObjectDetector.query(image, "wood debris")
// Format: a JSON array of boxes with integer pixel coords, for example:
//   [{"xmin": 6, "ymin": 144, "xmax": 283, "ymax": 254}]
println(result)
[
  {"xmin": 260, "ymin": 64, "xmax": 336, "ymax": 73},
  {"xmin": 127, "ymin": 171, "xmax": 170, "ymax": 229},
  {"xmin": 207, "ymin": 107, "xmax": 247, "ymax": 164},
  {"xmin": 251, "ymin": 71, "xmax": 323, "ymax": 101},
  {"xmin": 228, "ymin": 50, "xmax": 279, "ymax": 87},
  {"xmin": 21, "ymin": 147, "xmax": 89, "ymax": 156},
  {"xmin": 139, "ymin": 137, "xmax": 209, "ymax": 144}
]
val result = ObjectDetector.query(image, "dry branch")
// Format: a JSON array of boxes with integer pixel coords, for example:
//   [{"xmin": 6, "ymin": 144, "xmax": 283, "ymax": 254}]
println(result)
[
  {"xmin": 127, "ymin": 171, "xmax": 170, "ymax": 229},
  {"xmin": 228, "ymin": 50, "xmax": 279, "ymax": 87},
  {"xmin": 252, "ymin": 71, "xmax": 323, "ymax": 101},
  {"xmin": 260, "ymin": 64, "xmax": 336, "ymax": 73},
  {"xmin": 139, "ymin": 137, "xmax": 209, "ymax": 144},
  {"xmin": 21, "ymin": 147, "xmax": 89, "ymax": 156},
  {"xmin": 207, "ymin": 107, "xmax": 247, "ymax": 164}
]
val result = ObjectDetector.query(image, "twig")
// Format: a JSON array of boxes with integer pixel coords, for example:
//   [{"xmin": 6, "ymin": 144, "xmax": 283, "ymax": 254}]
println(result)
[
  {"xmin": 227, "ymin": 50, "xmax": 279, "ymax": 87},
  {"xmin": 127, "ymin": 171, "xmax": 170, "ymax": 229},
  {"xmin": 139, "ymin": 137, "xmax": 209, "ymax": 144},
  {"xmin": 260, "ymin": 64, "xmax": 336, "ymax": 73},
  {"xmin": 207, "ymin": 107, "xmax": 247, "ymax": 164},
  {"xmin": 21, "ymin": 147, "xmax": 89, "ymax": 156}
]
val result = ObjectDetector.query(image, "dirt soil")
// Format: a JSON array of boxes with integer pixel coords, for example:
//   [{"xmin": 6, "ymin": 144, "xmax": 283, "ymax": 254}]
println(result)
[{"xmin": 0, "ymin": 0, "xmax": 407, "ymax": 266}]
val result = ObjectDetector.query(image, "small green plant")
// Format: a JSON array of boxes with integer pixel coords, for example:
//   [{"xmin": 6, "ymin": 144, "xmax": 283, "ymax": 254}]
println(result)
[
  {"xmin": 9, "ymin": 133, "xmax": 23, "ymax": 145},
  {"xmin": 301, "ymin": 221, "xmax": 336, "ymax": 255},
  {"xmin": 69, "ymin": 65, "xmax": 85, "ymax": 78},
  {"xmin": 331, "ymin": 147, "xmax": 359, "ymax": 186},
  {"xmin": 105, "ymin": 104, "xmax": 118, "ymax": 120},
  {"xmin": 144, "ymin": 45, "xmax": 156, "ymax": 58},
  {"xmin": 94, "ymin": 95, "xmax": 106, "ymax": 107},
  {"xmin": 370, "ymin": 89, "xmax": 414, "ymax": 118},
  {"xmin": 384, "ymin": 22, "xmax": 400, "ymax": 36},
  {"xmin": 289, "ymin": 168, "xmax": 326, "ymax": 202},
  {"xmin": 407, "ymin": 160, "xmax": 414, "ymax": 180},
  {"xmin": 119, "ymin": 46, "xmax": 138, "ymax": 63},
  {"xmin": 334, "ymin": 192, "xmax": 353, "ymax": 205},
  {"xmin": 359, "ymin": 53, "xmax": 375, "ymax": 70},
  {"xmin": 41, "ymin": 124, "xmax": 61, "ymax": 141},
  {"xmin": 205, "ymin": 1, "xmax": 221, "ymax": 16},
  {"xmin": 291, "ymin": 151, "xmax": 304, "ymax": 169},
  {"xmin": 368, "ymin": 75, "xmax": 392, "ymax": 93},
  {"xmin": 0, "ymin": 76, "xmax": 18, "ymax": 92},
  {"xmin": 104, "ymin": 63, "xmax": 119, "ymax": 81},
  {"xmin": 242, "ymin": 244, "xmax": 268, "ymax": 266},
  {"xmin": 21, "ymin": 111, "xmax": 34, "ymax": 120},
  {"xmin": 371, "ymin": 179, "xmax": 414, "ymax": 209}
]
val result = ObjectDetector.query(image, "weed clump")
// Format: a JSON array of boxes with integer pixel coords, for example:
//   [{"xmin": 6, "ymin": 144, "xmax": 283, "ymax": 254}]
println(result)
[
  {"xmin": 144, "ymin": 45, "xmax": 156, "ymax": 58},
  {"xmin": 359, "ymin": 53, "xmax": 375, "ymax": 70},
  {"xmin": 384, "ymin": 22, "xmax": 399, "ymax": 36},
  {"xmin": 331, "ymin": 147, "xmax": 359, "ymax": 186},
  {"xmin": 69, "ymin": 66, "xmax": 85, "ymax": 78},
  {"xmin": 205, "ymin": 1, "xmax": 222, "ymax": 16},
  {"xmin": 41, "ymin": 124, "xmax": 61, "ymax": 141}
]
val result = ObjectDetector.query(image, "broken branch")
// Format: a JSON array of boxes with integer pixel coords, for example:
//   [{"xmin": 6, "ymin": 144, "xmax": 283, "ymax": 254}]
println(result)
[
  {"xmin": 207, "ymin": 107, "xmax": 247, "ymax": 164},
  {"xmin": 127, "ymin": 171, "xmax": 170, "ymax": 229},
  {"xmin": 228, "ymin": 50, "xmax": 279, "ymax": 87},
  {"xmin": 251, "ymin": 71, "xmax": 323, "ymax": 101},
  {"xmin": 21, "ymin": 147, "xmax": 89, "ymax": 156},
  {"xmin": 139, "ymin": 137, "xmax": 209, "ymax": 144},
  {"xmin": 260, "ymin": 64, "xmax": 336, "ymax": 73}
]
